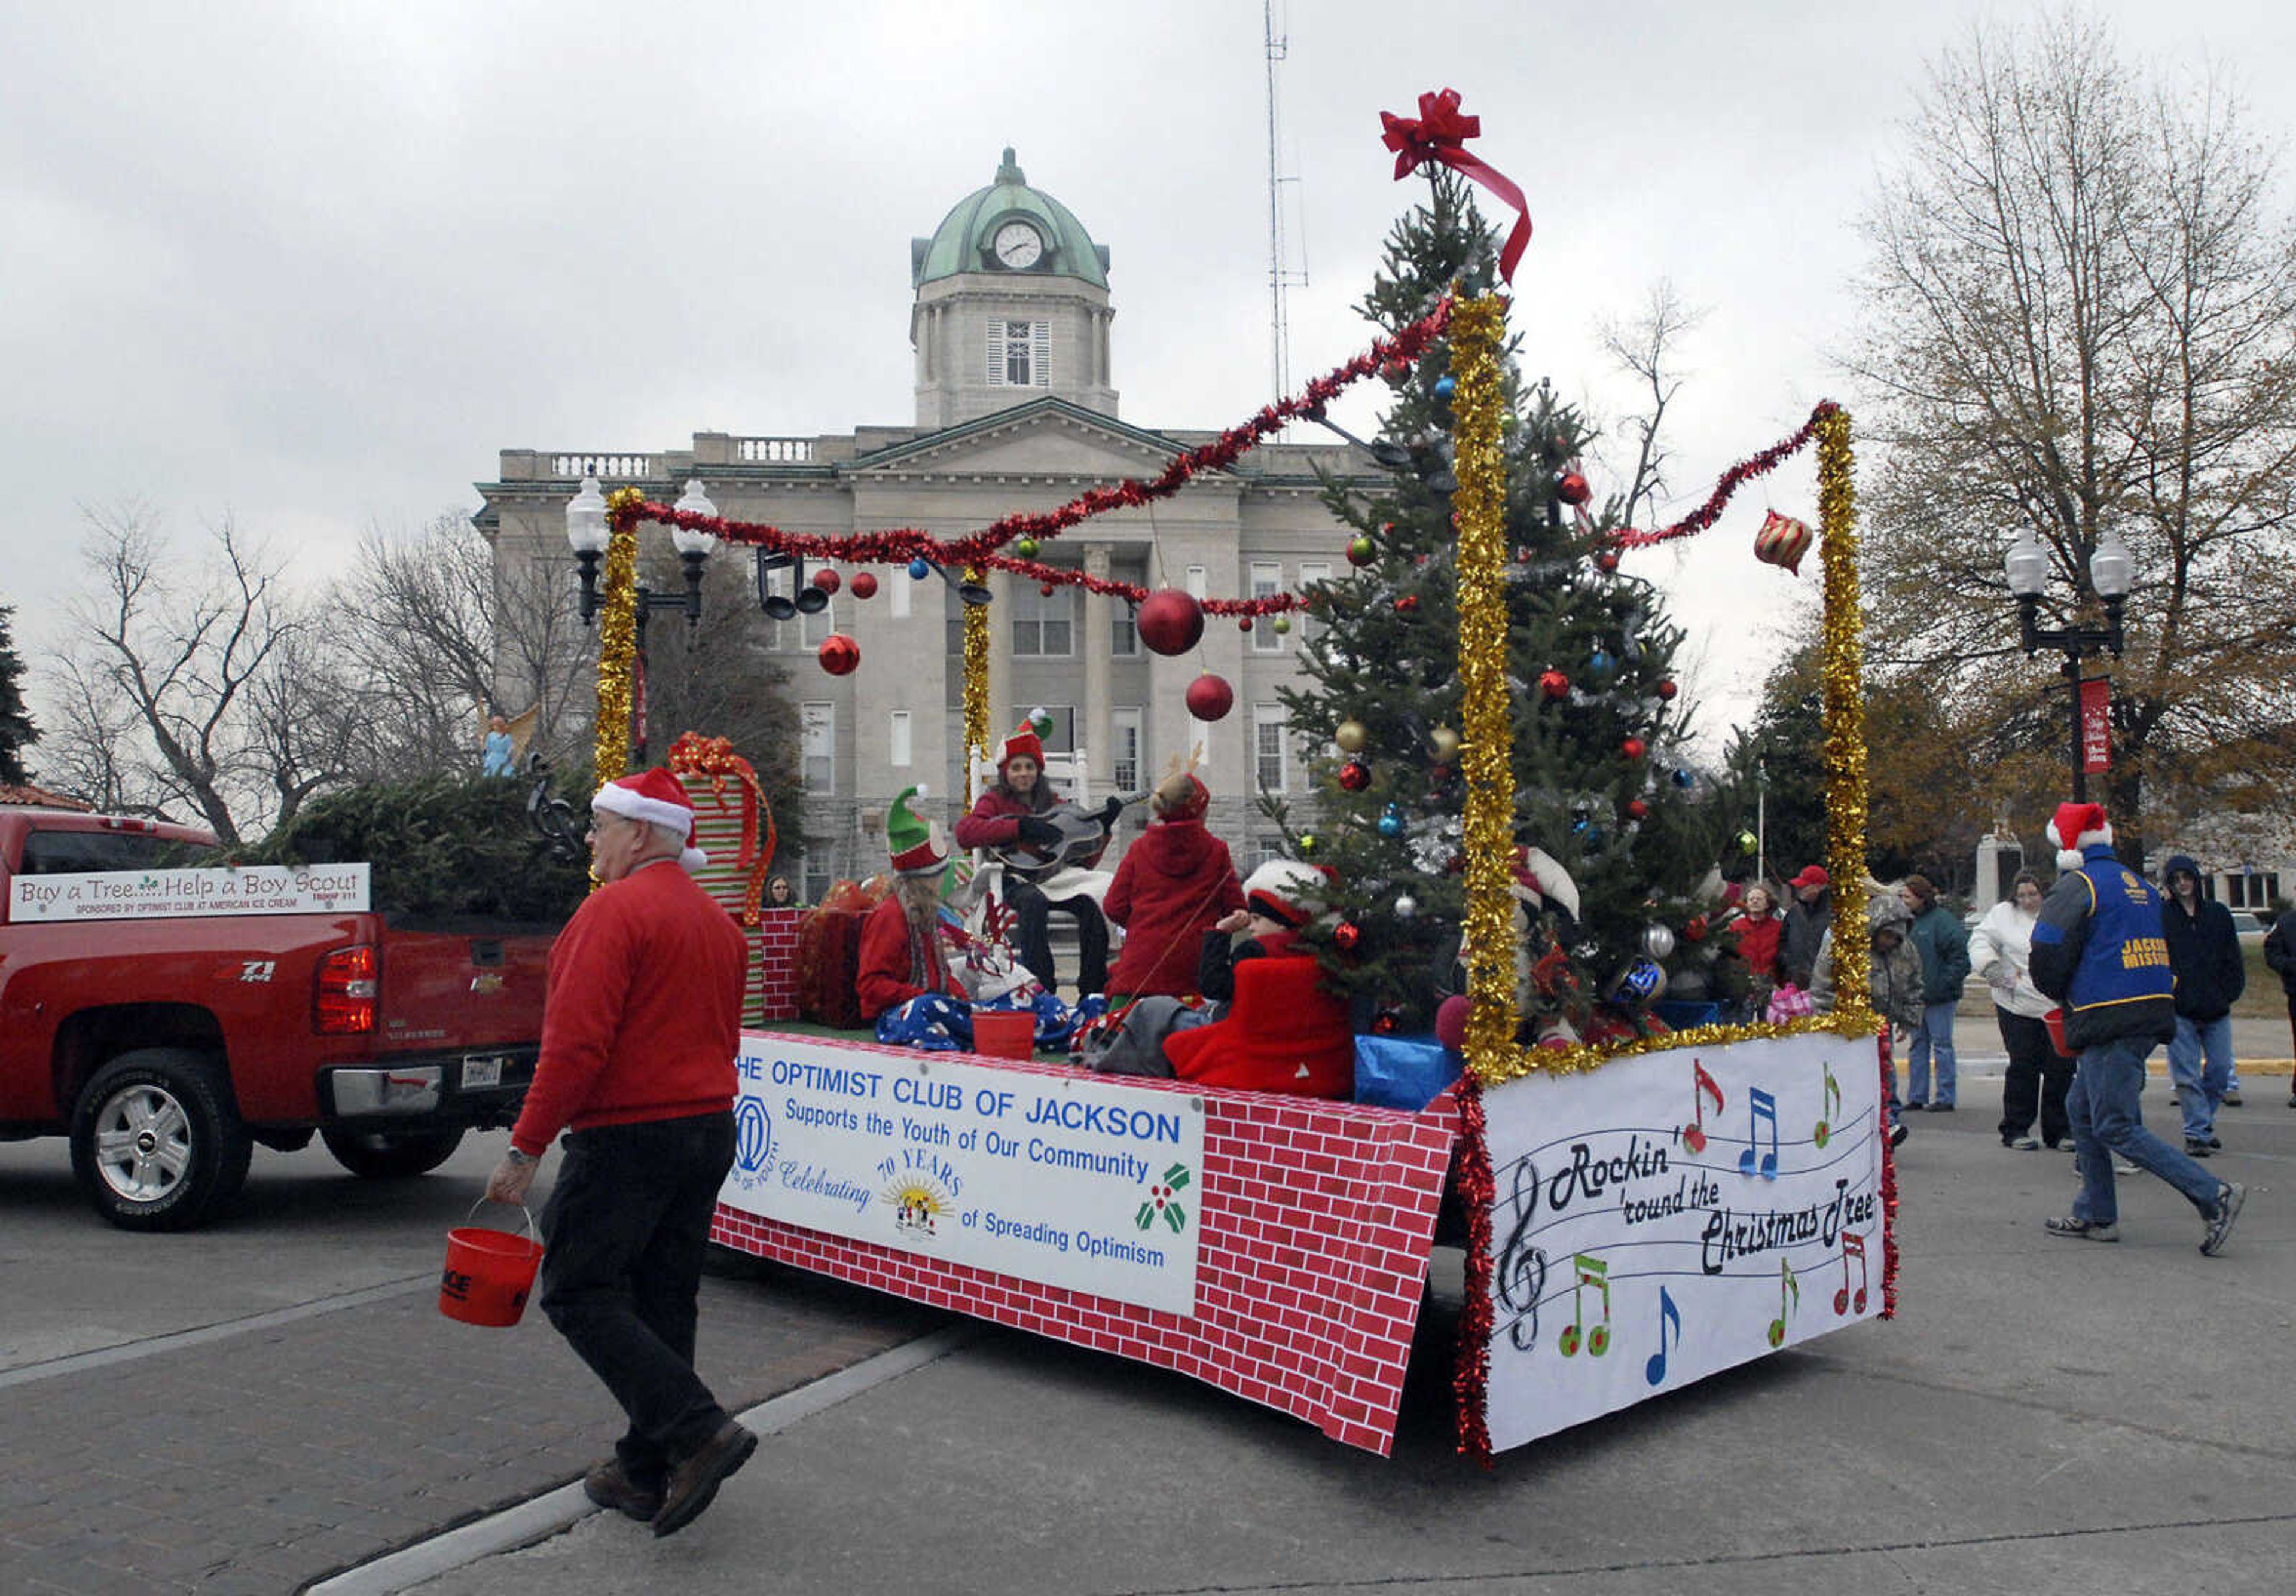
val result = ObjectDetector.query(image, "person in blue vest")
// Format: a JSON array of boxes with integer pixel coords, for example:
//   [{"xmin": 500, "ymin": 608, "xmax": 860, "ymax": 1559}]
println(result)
[{"xmin": 2028, "ymin": 802, "xmax": 2245, "ymax": 1254}]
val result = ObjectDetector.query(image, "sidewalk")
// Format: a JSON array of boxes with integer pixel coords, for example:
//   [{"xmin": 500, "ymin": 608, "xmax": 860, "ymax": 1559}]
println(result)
[{"xmin": 364, "ymin": 1075, "xmax": 2294, "ymax": 1596}]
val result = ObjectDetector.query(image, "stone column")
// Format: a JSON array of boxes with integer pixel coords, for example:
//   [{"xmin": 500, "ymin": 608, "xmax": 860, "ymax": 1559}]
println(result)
[
  {"xmin": 985, "ymin": 569, "xmax": 1012, "ymax": 792},
  {"xmin": 1083, "ymin": 542, "xmax": 1112, "ymax": 792}
]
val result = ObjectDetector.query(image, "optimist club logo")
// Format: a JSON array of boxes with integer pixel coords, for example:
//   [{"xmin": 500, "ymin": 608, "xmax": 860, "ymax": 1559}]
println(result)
[
  {"xmin": 731, "ymin": 1096, "xmax": 773, "ymax": 1192},
  {"xmin": 884, "ymin": 1176, "xmax": 954, "ymax": 1238}
]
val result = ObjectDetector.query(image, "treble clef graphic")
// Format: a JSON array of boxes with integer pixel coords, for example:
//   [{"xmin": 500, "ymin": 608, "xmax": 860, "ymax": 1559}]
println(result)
[{"xmin": 1494, "ymin": 1156, "xmax": 1549, "ymax": 1351}]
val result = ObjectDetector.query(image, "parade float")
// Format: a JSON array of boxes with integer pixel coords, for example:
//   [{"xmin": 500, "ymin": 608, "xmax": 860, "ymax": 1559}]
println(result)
[{"xmin": 573, "ymin": 92, "xmax": 1891, "ymax": 1462}]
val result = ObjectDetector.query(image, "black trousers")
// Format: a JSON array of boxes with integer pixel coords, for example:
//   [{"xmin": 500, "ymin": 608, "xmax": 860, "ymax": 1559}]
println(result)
[
  {"xmin": 539, "ymin": 1110, "xmax": 736, "ymax": 1487},
  {"xmin": 1996, "ymin": 1007, "xmax": 2074, "ymax": 1146},
  {"xmin": 1007, "ymin": 879, "xmax": 1109, "ymax": 996}
]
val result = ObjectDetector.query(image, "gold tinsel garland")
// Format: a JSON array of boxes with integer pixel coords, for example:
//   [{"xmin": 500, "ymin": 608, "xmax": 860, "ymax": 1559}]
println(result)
[
  {"xmin": 591, "ymin": 489, "xmax": 645, "ymax": 791},
  {"xmin": 1815, "ymin": 407, "xmax": 1873, "ymax": 1027},
  {"xmin": 1465, "ymin": 404, "xmax": 1875, "ymax": 1085},
  {"xmin": 963, "ymin": 566, "xmax": 990, "ymax": 804},
  {"xmin": 1449, "ymin": 293, "xmax": 1522, "ymax": 1087}
]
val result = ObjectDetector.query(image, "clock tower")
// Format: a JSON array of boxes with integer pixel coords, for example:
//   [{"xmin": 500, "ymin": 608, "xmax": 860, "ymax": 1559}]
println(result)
[{"xmin": 910, "ymin": 148, "xmax": 1119, "ymax": 429}]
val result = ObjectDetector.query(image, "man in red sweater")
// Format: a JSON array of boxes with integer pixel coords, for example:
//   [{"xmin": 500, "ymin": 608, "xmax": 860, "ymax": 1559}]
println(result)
[{"xmin": 486, "ymin": 767, "xmax": 753, "ymax": 1537}]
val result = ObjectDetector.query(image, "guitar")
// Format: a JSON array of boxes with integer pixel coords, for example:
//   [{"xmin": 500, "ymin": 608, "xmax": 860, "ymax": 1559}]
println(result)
[{"xmin": 987, "ymin": 792, "xmax": 1148, "ymax": 885}]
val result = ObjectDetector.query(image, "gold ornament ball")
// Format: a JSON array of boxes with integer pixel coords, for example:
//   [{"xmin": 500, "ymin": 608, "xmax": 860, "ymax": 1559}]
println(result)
[
  {"xmin": 1429, "ymin": 726, "xmax": 1461, "ymax": 761},
  {"xmin": 1335, "ymin": 719, "xmax": 1369, "ymax": 754}
]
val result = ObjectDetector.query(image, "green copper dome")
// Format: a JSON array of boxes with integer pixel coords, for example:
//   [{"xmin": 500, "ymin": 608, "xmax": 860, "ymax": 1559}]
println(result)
[{"xmin": 911, "ymin": 148, "xmax": 1110, "ymax": 289}]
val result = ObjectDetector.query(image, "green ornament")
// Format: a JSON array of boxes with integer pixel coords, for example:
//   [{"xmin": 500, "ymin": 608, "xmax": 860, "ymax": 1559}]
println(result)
[
  {"xmin": 1736, "ymin": 829, "xmax": 1759, "ymax": 853},
  {"xmin": 1271, "ymin": 614, "xmax": 1291, "ymax": 634},
  {"xmin": 1297, "ymin": 832, "xmax": 1318, "ymax": 856},
  {"xmin": 1015, "ymin": 536, "xmax": 1040, "ymax": 559}
]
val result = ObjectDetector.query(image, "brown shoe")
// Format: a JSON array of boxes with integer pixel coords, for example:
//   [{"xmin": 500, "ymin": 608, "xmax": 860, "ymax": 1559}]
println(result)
[
  {"xmin": 583, "ymin": 1459, "xmax": 661, "ymax": 1522},
  {"xmin": 652, "ymin": 1420, "xmax": 758, "ymax": 1538}
]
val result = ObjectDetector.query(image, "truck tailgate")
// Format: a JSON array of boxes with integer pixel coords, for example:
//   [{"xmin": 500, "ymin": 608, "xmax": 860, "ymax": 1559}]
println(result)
[{"xmin": 376, "ymin": 926, "xmax": 555, "ymax": 1053}]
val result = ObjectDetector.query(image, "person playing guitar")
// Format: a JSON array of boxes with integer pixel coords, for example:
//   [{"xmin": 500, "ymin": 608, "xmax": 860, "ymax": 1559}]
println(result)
[{"xmin": 954, "ymin": 717, "xmax": 1123, "ymax": 997}]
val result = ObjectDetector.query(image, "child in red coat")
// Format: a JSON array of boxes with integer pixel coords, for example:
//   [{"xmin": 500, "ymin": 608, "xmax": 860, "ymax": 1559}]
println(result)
[{"xmin": 1102, "ymin": 768, "xmax": 1243, "ymax": 1002}]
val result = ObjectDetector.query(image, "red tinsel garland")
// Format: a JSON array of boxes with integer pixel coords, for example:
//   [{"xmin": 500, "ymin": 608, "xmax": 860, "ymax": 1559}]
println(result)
[
  {"xmin": 1606, "ymin": 400, "xmax": 1839, "ymax": 550},
  {"xmin": 1877, "ymin": 1031, "xmax": 1900, "ymax": 1319},
  {"xmin": 609, "ymin": 301, "xmax": 1454, "ymax": 594},
  {"xmin": 1449, "ymin": 1076, "xmax": 1497, "ymax": 1467}
]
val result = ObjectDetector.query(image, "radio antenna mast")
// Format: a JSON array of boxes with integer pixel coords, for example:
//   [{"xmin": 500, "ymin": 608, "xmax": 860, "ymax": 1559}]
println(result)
[{"xmin": 1264, "ymin": 1, "xmax": 1308, "ymax": 419}]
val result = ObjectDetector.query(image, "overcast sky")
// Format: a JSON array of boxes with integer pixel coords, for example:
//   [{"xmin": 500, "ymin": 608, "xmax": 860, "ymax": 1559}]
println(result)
[{"xmin": 4, "ymin": 0, "xmax": 2291, "ymax": 757}]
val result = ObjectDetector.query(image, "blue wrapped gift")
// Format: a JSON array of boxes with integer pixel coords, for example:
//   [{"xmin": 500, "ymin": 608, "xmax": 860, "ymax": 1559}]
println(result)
[
  {"xmin": 1651, "ymin": 999, "xmax": 1725, "ymax": 1031},
  {"xmin": 1352, "ymin": 1033, "xmax": 1460, "ymax": 1113}
]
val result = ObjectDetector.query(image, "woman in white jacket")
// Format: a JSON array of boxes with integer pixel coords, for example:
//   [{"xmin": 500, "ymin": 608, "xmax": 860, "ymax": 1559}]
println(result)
[{"xmin": 1968, "ymin": 870, "xmax": 2072, "ymax": 1150}]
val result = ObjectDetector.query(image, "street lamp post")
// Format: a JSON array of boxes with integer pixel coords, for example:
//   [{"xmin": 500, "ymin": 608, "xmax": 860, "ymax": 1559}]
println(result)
[
  {"xmin": 2003, "ymin": 530, "xmax": 2135, "ymax": 802},
  {"xmin": 565, "ymin": 475, "xmax": 717, "ymax": 767}
]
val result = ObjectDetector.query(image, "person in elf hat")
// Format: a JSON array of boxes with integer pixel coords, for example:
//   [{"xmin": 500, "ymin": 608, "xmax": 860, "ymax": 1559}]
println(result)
[
  {"xmin": 857, "ymin": 786, "xmax": 963, "ymax": 1024},
  {"xmin": 485, "ymin": 767, "xmax": 756, "ymax": 1536},
  {"xmin": 1100, "ymin": 759, "xmax": 1243, "ymax": 1002},
  {"xmin": 954, "ymin": 715, "xmax": 1121, "ymax": 996},
  {"xmin": 2028, "ymin": 801, "xmax": 2246, "ymax": 1255}
]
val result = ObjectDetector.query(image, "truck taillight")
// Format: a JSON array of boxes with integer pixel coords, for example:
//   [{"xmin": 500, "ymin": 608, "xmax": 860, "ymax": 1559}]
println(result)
[{"xmin": 316, "ymin": 945, "xmax": 378, "ymax": 1034}]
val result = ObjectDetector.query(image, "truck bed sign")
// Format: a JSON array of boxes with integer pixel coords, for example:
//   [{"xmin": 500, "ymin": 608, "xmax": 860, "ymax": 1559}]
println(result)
[{"xmin": 9, "ymin": 865, "xmax": 372, "ymax": 922}]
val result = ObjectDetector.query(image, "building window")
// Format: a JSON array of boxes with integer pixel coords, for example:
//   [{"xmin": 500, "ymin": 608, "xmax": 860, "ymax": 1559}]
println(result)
[
  {"xmin": 889, "ymin": 711, "xmax": 912, "ymax": 768},
  {"xmin": 1296, "ymin": 560, "xmax": 1332, "ymax": 644},
  {"xmin": 2229, "ymin": 871, "xmax": 2280, "ymax": 909},
  {"xmin": 1185, "ymin": 564, "xmax": 1207, "ymax": 600},
  {"xmin": 891, "ymin": 567, "xmax": 913, "ymax": 618},
  {"xmin": 1110, "ymin": 708, "xmax": 1143, "ymax": 794},
  {"xmin": 1250, "ymin": 561, "xmax": 1283, "ymax": 652},
  {"xmin": 801, "ymin": 703, "xmax": 835, "ymax": 793},
  {"xmin": 802, "ymin": 849, "xmax": 835, "ymax": 905},
  {"xmin": 988, "ymin": 319, "xmax": 1051, "ymax": 388},
  {"xmin": 1012, "ymin": 582, "xmax": 1073, "ymax": 657},
  {"xmin": 1253, "ymin": 703, "xmax": 1289, "ymax": 794},
  {"xmin": 1245, "ymin": 835, "xmax": 1286, "ymax": 873},
  {"xmin": 1112, "ymin": 602, "xmax": 1138, "ymax": 657}
]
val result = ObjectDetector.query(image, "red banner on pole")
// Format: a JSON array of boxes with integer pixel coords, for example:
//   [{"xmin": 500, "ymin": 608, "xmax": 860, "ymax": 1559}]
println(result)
[{"xmin": 2079, "ymin": 678, "xmax": 2111, "ymax": 773}]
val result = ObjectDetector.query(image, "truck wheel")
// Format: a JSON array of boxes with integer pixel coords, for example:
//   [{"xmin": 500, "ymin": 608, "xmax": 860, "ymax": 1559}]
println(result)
[
  {"xmin": 319, "ymin": 1126, "xmax": 465, "ymax": 1179},
  {"xmin": 70, "ymin": 1050, "xmax": 254, "ymax": 1232}
]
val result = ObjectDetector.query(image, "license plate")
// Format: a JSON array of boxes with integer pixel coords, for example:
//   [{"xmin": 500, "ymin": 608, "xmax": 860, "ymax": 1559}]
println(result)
[{"xmin": 462, "ymin": 1055, "xmax": 505, "ymax": 1090}]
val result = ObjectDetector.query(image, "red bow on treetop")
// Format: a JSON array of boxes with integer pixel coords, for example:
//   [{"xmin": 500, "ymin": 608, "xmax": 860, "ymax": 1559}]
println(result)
[{"xmin": 1378, "ymin": 88, "xmax": 1532, "ymax": 285}]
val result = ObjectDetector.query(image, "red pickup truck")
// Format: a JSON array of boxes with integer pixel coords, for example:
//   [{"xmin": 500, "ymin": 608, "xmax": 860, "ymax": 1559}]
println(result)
[{"xmin": 0, "ymin": 805, "xmax": 557, "ymax": 1230}]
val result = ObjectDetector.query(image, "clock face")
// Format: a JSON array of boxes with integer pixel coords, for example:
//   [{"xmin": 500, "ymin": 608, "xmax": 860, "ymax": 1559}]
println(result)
[{"xmin": 992, "ymin": 221, "xmax": 1043, "ymax": 269}]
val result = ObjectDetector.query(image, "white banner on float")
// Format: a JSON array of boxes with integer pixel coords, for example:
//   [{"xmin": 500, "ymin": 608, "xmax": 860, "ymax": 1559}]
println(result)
[
  {"xmin": 720, "ymin": 1035, "xmax": 1207, "ymax": 1316},
  {"xmin": 8, "ymin": 864, "xmax": 371, "ymax": 922},
  {"xmin": 1481, "ymin": 1031, "xmax": 1886, "ymax": 1452}
]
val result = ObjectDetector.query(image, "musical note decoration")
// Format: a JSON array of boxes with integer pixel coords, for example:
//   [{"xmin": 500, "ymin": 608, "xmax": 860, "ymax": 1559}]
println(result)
[
  {"xmin": 1558, "ymin": 1253, "xmax": 1612, "ymax": 1358},
  {"xmin": 1767, "ymin": 1259, "xmax": 1800, "ymax": 1348},
  {"xmin": 1644, "ymin": 1286, "xmax": 1682, "ymax": 1386},
  {"xmin": 1738, "ymin": 1085, "xmax": 1780, "ymax": 1180},
  {"xmin": 1813, "ymin": 1063, "xmax": 1842, "ymax": 1149},
  {"xmin": 1833, "ymin": 1231, "xmax": 1869, "ymax": 1316},
  {"xmin": 1677, "ymin": 1060, "xmax": 1725, "ymax": 1155}
]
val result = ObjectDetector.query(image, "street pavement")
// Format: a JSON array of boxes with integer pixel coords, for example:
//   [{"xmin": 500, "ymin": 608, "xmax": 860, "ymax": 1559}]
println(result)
[
  {"xmin": 1, "ymin": 1034, "xmax": 2287, "ymax": 1595},
  {"xmin": 370, "ymin": 1067, "xmax": 2289, "ymax": 1596}
]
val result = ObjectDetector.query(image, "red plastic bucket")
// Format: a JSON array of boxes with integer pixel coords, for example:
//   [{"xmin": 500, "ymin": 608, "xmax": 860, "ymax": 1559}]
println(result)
[
  {"xmin": 971, "ymin": 1008, "xmax": 1036, "ymax": 1060},
  {"xmin": 439, "ymin": 1202, "xmax": 543, "ymax": 1328},
  {"xmin": 2042, "ymin": 1007, "xmax": 2070, "ymax": 1058}
]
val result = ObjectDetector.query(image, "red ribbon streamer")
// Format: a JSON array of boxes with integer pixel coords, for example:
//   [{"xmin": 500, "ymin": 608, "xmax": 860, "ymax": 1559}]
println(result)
[
  {"xmin": 1607, "ymin": 401, "xmax": 1839, "ymax": 550},
  {"xmin": 1381, "ymin": 89, "xmax": 1532, "ymax": 285}
]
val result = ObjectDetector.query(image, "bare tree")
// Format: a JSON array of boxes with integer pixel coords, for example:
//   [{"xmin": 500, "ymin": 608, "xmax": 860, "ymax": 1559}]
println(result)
[
  {"xmin": 1595, "ymin": 278, "xmax": 1707, "ymax": 533},
  {"xmin": 1848, "ymin": 10, "xmax": 2296, "ymax": 866},
  {"xmin": 48, "ymin": 505, "xmax": 338, "ymax": 842}
]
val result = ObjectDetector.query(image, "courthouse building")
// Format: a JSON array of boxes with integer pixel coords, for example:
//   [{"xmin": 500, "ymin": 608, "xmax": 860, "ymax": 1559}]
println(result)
[{"xmin": 475, "ymin": 149, "xmax": 1375, "ymax": 897}]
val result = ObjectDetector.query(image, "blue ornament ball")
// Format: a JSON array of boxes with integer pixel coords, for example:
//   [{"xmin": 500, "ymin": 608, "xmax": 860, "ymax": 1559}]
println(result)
[
  {"xmin": 1377, "ymin": 806, "xmax": 1406, "ymax": 839},
  {"xmin": 907, "ymin": 557, "xmax": 932, "ymax": 581},
  {"xmin": 1671, "ymin": 767, "xmax": 1696, "ymax": 789},
  {"xmin": 1433, "ymin": 375, "xmax": 1457, "ymax": 399},
  {"xmin": 1588, "ymin": 648, "xmax": 1616, "ymax": 677}
]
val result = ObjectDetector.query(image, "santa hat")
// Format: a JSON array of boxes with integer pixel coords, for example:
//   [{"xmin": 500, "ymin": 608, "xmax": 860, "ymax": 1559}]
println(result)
[
  {"xmin": 1511, "ymin": 844, "xmax": 1581, "ymax": 921},
  {"xmin": 2046, "ymin": 802, "xmax": 2112, "ymax": 870},
  {"xmin": 1242, "ymin": 859, "xmax": 1324, "ymax": 929},
  {"xmin": 885, "ymin": 785, "xmax": 949, "ymax": 877},
  {"xmin": 591, "ymin": 768, "xmax": 707, "ymax": 872},
  {"xmin": 999, "ymin": 714, "xmax": 1046, "ymax": 774}
]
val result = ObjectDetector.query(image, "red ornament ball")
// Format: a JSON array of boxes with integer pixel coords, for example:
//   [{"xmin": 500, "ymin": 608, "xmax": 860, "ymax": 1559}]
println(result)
[
  {"xmin": 1686, "ymin": 914, "xmax": 1709, "ymax": 942},
  {"xmin": 1657, "ymin": 679, "xmax": 1678, "ymax": 701},
  {"xmin": 1539, "ymin": 669, "xmax": 1570, "ymax": 700},
  {"xmin": 1135, "ymin": 588, "xmax": 1205, "ymax": 656},
  {"xmin": 1338, "ymin": 760, "xmax": 1372, "ymax": 792},
  {"xmin": 1184, "ymin": 671, "xmax": 1234, "ymax": 722},
  {"xmin": 1040, "ymin": 582, "xmax": 1057, "ymax": 597},
  {"xmin": 1558, "ymin": 471, "xmax": 1593, "ymax": 506},
  {"xmin": 1626, "ymin": 798, "xmax": 1650, "ymax": 821},
  {"xmin": 848, "ymin": 571, "xmax": 878, "ymax": 600},
  {"xmin": 1372, "ymin": 1011, "xmax": 1399, "ymax": 1035},
  {"xmin": 1595, "ymin": 551, "xmax": 1620, "ymax": 573},
  {"xmin": 1394, "ymin": 594, "xmax": 1419, "ymax": 613},
  {"xmin": 816, "ymin": 634, "xmax": 860, "ymax": 676},
  {"xmin": 1347, "ymin": 536, "xmax": 1376, "ymax": 567},
  {"xmin": 1622, "ymin": 736, "xmax": 1648, "ymax": 760},
  {"xmin": 1434, "ymin": 994, "xmax": 1471, "ymax": 1051},
  {"xmin": 1332, "ymin": 921, "xmax": 1362, "ymax": 953},
  {"xmin": 812, "ymin": 567, "xmax": 841, "ymax": 594},
  {"xmin": 1238, "ymin": 615, "xmax": 1255, "ymax": 633}
]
